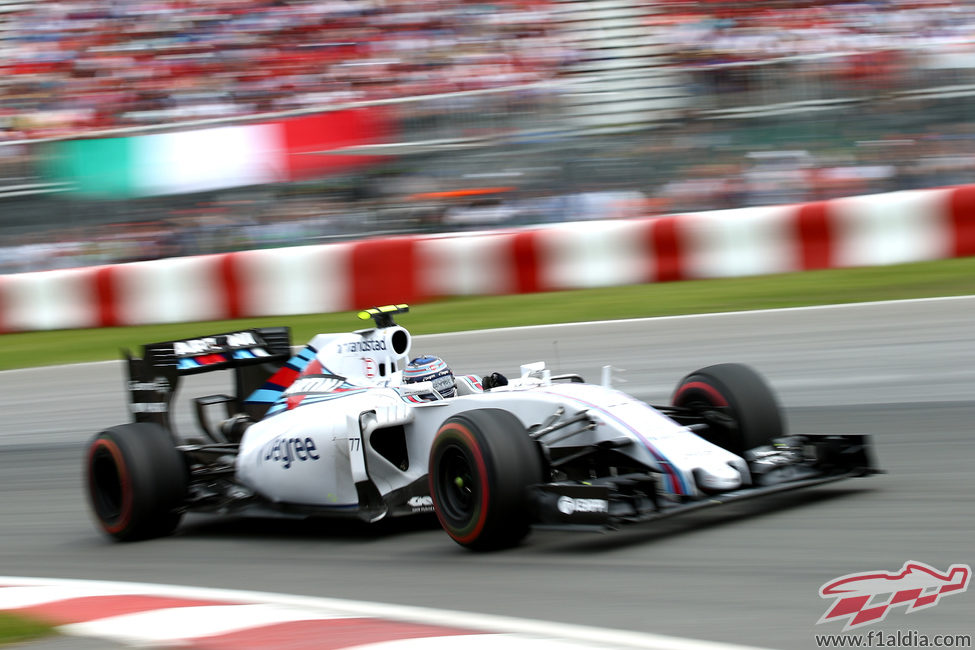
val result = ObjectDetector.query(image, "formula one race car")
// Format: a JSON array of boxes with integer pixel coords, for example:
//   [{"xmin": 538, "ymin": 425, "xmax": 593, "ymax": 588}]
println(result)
[{"xmin": 85, "ymin": 305, "xmax": 879, "ymax": 550}]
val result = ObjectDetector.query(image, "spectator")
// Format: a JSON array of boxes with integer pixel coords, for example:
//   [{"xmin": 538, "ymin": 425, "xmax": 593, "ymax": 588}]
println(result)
[{"xmin": 0, "ymin": 0, "xmax": 564, "ymax": 139}]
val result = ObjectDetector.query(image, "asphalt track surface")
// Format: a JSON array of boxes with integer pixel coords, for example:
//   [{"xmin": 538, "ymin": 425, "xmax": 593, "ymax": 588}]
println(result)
[{"xmin": 2, "ymin": 296, "xmax": 974, "ymax": 650}]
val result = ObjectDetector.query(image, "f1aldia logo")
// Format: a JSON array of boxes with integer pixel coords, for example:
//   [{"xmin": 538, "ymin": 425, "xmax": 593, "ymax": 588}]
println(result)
[{"xmin": 818, "ymin": 561, "xmax": 971, "ymax": 631}]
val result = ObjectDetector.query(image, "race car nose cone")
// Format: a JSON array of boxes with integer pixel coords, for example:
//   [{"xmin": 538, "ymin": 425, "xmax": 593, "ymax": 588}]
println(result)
[{"xmin": 693, "ymin": 463, "xmax": 742, "ymax": 493}]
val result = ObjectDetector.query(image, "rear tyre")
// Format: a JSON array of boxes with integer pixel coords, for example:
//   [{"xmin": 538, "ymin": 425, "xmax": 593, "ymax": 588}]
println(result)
[
  {"xmin": 86, "ymin": 423, "xmax": 188, "ymax": 541},
  {"xmin": 672, "ymin": 363, "xmax": 785, "ymax": 456},
  {"xmin": 429, "ymin": 409, "xmax": 544, "ymax": 551}
]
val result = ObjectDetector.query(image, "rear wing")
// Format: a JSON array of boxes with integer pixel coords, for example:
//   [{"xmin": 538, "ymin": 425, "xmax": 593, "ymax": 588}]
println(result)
[{"xmin": 125, "ymin": 327, "xmax": 293, "ymax": 432}]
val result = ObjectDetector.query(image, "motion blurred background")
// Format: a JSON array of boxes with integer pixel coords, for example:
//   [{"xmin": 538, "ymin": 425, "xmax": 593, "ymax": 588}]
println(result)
[{"xmin": 2, "ymin": 0, "xmax": 973, "ymax": 274}]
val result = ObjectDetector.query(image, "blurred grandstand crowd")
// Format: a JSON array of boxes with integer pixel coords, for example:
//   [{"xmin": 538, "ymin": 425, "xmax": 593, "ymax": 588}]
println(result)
[
  {"xmin": 2, "ymin": 0, "xmax": 975, "ymax": 274},
  {"xmin": 0, "ymin": 0, "xmax": 562, "ymax": 138},
  {"xmin": 661, "ymin": 0, "xmax": 973, "ymax": 65},
  {"xmin": 2, "ymin": 0, "xmax": 971, "ymax": 137}
]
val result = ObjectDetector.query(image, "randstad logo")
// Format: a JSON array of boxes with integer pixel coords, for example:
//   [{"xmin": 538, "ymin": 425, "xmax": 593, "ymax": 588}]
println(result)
[{"xmin": 818, "ymin": 561, "xmax": 971, "ymax": 631}]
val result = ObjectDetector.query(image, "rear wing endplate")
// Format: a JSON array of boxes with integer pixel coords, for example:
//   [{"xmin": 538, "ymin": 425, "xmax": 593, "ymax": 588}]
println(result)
[{"xmin": 124, "ymin": 327, "xmax": 292, "ymax": 431}]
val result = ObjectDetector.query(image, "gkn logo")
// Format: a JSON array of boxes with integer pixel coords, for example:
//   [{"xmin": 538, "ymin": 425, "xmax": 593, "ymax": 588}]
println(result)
[{"xmin": 818, "ymin": 561, "xmax": 971, "ymax": 631}]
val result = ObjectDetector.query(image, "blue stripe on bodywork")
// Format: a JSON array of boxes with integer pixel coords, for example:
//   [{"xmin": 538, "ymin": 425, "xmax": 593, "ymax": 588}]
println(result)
[
  {"xmin": 178, "ymin": 358, "xmax": 200, "ymax": 371},
  {"xmin": 245, "ymin": 344, "xmax": 318, "ymax": 405},
  {"xmin": 248, "ymin": 388, "xmax": 285, "ymax": 403}
]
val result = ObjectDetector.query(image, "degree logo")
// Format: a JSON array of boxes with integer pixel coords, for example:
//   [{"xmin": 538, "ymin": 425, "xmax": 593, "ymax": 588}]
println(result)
[{"xmin": 261, "ymin": 436, "xmax": 321, "ymax": 469}]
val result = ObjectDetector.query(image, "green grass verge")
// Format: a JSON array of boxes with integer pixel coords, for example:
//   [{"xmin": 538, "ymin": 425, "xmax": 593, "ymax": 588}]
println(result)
[
  {"xmin": 0, "ymin": 611, "xmax": 57, "ymax": 646},
  {"xmin": 1, "ymin": 256, "xmax": 973, "ymax": 371}
]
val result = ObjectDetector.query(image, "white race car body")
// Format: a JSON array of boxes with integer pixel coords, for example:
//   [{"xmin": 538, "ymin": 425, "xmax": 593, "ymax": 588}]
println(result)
[
  {"xmin": 233, "ymin": 316, "xmax": 747, "ymax": 516},
  {"xmin": 237, "ymin": 382, "xmax": 748, "ymax": 511},
  {"xmin": 95, "ymin": 304, "xmax": 876, "ymax": 547}
]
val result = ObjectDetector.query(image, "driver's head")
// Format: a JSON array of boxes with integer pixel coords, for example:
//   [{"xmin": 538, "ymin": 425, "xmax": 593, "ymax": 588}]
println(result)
[{"xmin": 403, "ymin": 355, "xmax": 455, "ymax": 400}]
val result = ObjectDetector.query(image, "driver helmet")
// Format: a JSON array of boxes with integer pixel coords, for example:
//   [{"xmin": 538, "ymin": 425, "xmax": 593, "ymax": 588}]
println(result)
[{"xmin": 403, "ymin": 355, "xmax": 455, "ymax": 400}]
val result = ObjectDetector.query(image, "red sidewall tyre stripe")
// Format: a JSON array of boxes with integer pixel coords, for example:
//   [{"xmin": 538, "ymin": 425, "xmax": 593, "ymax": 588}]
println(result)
[
  {"xmin": 430, "ymin": 424, "xmax": 490, "ymax": 545},
  {"xmin": 674, "ymin": 381, "xmax": 729, "ymax": 407},
  {"xmin": 87, "ymin": 438, "xmax": 133, "ymax": 535}
]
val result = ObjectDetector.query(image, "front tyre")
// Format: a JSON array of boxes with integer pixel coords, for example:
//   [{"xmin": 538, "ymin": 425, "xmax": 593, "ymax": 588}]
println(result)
[
  {"xmin": 672, "ymin": 363, "xmax": 785, "ymax": 456},
  {"xmin": 86, "ymin": 423, "xmax": 188, "ymax": 541},
  {"xmin": 429, "ymin": 409, "xmax": 543, "ymax": 551}
]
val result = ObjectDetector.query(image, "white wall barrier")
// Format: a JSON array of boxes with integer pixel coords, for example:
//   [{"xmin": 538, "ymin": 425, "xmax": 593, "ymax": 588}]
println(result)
[{"xmin": 1, "ymin": 184, "xmax": 973, "ymax": 332}]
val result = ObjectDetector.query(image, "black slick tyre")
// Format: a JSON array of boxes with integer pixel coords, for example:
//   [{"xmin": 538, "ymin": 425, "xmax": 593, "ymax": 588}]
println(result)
[
  {"xmin": 86, "ymin": 423, "xmax": 189, "ymax": 541},
  {"xmin": 429, "ymin": 409, "xmax": 544, "ymax": 551},
  {"xmin": 672, "ymin": 363, "xmax": 785, "ymax": 456}
]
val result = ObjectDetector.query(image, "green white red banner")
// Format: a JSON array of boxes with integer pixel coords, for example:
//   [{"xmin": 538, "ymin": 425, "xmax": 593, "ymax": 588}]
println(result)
[{"xmin": 41, "ymin": 107, "xmax": 393, "ymax": 198}]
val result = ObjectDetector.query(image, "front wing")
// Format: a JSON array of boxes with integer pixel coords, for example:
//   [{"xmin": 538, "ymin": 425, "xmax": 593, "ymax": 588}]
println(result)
[{"xmin": 530, "ymin": 434, "xmax": 880, "ymax": 531}]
